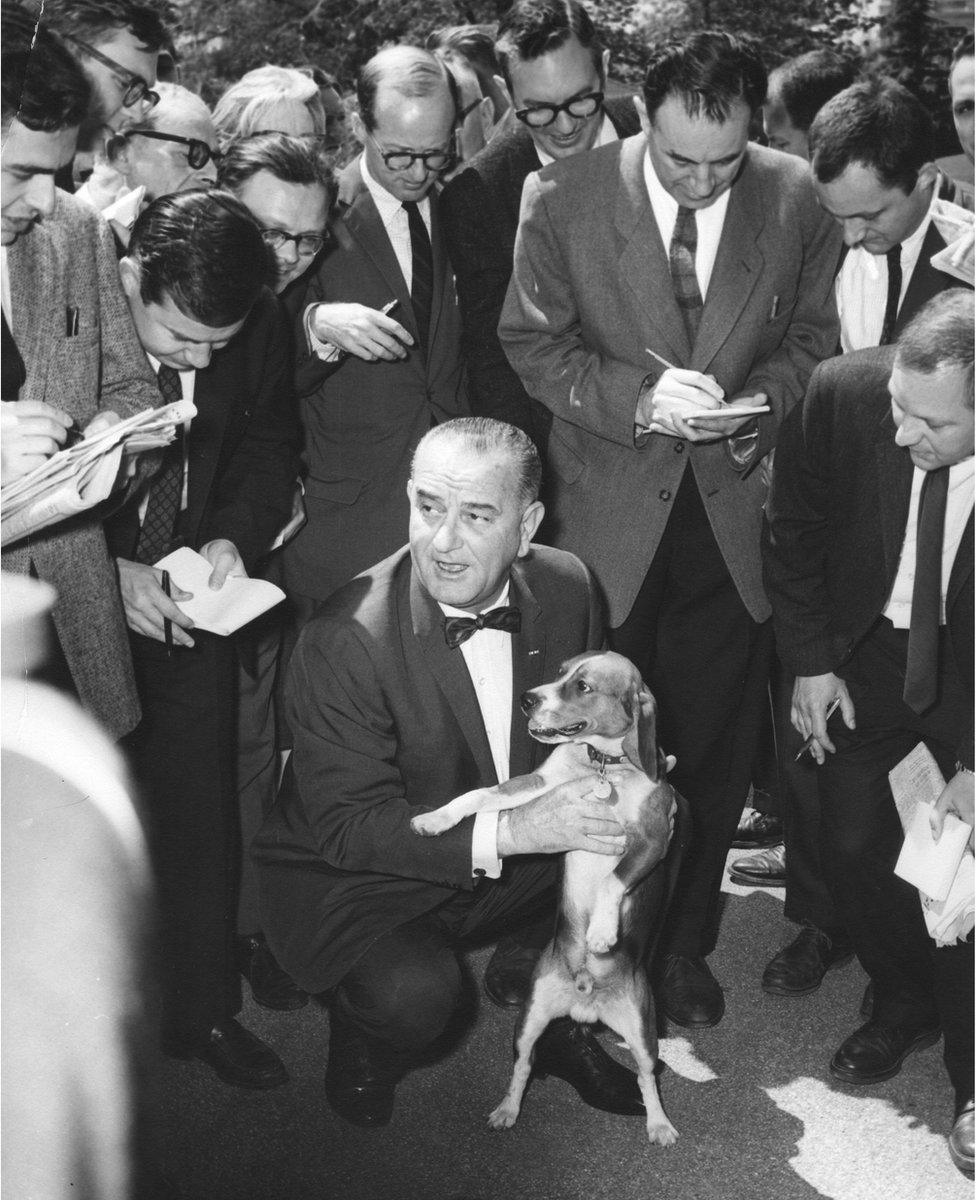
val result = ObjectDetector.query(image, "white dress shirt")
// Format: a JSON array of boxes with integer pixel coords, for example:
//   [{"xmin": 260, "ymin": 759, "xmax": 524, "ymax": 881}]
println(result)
[
  {"xmin": 884, "ymin": 458, "xmax": 975, "ymax": 627},
  {"xmin": 438, "ymin": 584, "xmax": 514, "ymax": 879},
  {"xmin": 643, "ymin": 152, "xmax": 731, "ymax": 300},
  {"xmin": 359, "ymin": 154, "xmax": 432, "ymax": 294}
]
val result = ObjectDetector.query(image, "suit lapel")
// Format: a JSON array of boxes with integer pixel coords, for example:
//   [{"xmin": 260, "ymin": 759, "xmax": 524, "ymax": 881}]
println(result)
[
  {"xmin": 7, "ymin": 225, "xmax": 54, "ymax": 406},
  {"xmin": 873, "ymin": 409, "xmax": 914, "ymax": 578},
  {"xmin": 508, "ymin": 560, "xmax": 547, "ymax": 779},
  {"xmin": 342, "ymin": 178, "xmax": 415, "ymax": 335},
  {"xmin": 426, "ymin": 192, "xmax": 450, "ymax": 357},
  {"xmin": 614, "ymin": 137, "xmax": 690, "ymax": 365},
  {"xmin": 694, "ymin": 155, "xmax": 765, "ymax": 373},
  {"xmin": 410, "ymin": 569, "xmax": 497, "ymax": 784}
]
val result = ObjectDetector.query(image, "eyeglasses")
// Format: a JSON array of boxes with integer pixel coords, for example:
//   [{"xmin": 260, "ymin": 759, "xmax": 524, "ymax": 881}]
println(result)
[
  {"xmin": 365, "ymin": 130, "xmax": 455, "ymax": 173},
  {"xmin": 457, "ymin": 96, "xmax": 484, "ymax": 123},
  {"xmin": 126, "ymin": 129, "xmax": 221, "ymax": 169},
  {"xmin": 62, "ymin": 35, "xmax": 160, "ymax": 110},
  {"xmin": 260, "ymin": 227, "xmax": 329, "ymax": 256},
  {"xmin": 514, "ymin": 91, "xmax": 604, "ymax": 129}
]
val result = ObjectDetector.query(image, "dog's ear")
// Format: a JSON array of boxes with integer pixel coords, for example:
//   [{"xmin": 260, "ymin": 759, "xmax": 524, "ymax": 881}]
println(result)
[{"xmin": 622, "ymin": 684, "xmax": 658, "ymax": 778}]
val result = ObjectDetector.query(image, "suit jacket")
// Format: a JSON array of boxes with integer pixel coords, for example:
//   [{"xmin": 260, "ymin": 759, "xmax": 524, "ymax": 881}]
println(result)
[
  {"xmin": 440, "ymin": 98, "xmax": 640, "ymax": 446},
  {"xmin": 105, "ymin": 289, "xmax": 300, "ymax": 575},
  {"xmin": 762, "ymin": 347, "xmax": 973, "ymax": 758},
  {"xmin": 253, "ymin": 543, "xmax": 603, "ymax": 993},
  {"xmin": 2, "ymin": 191, "xmax": 162, "ymax": 739},
  {"xmin": 499, "ymin": 137, "xmax": 842, "ymax": 626},
  {"xmin": 281, "ymin": 166, "xmax": 468, "ymax": 603}
]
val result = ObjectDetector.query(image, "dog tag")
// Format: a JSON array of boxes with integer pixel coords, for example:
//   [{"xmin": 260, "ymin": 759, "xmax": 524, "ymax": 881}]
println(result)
[{"xmin": 592, "ymin": 777, "xmax": 612, "ymax": 799}]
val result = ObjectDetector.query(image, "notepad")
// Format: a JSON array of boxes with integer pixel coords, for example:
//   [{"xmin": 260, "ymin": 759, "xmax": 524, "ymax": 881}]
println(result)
[
  {"xmin": 891, "ymin": 744, "xmax": 973, "ymax": 903},
  {"xmin": 155, "ymin": 547, "xmax": 285, "ymax": 636}
]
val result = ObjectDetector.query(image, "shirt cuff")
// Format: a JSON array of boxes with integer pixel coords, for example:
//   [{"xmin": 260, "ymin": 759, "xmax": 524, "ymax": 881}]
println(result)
[
  {"xmin": 472, "ymin": 811, "xmax": 502, "ymax": 879},
  {"xmin": 302, "ymin": 303, "xmax": 344, "ymax": 363}
]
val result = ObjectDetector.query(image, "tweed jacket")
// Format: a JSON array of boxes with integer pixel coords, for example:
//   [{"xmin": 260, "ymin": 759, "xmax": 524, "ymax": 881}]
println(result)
[{"xmin": 2, "ymin": 191, "xmax": 161, "ymax": 738}]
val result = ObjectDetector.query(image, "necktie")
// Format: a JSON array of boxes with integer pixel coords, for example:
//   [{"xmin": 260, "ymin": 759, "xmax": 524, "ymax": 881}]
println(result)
[
  {"xmin": 2, "ymin": 310, "xmax": 26, "ymax": 399},
  {"xmin": 444, "ymin": 605, "xmax": 521, "ymax": 649},
  {"xmin": 879, "ymin": 244, "xmax": 903, "ymax": 346},
  {"xmin": 669, "ymin": 206, "xmax": 703, "ymax": 346},
  {"xmin": 403, "ymin": 200, "xmax": 433, "ymax": 351},
  {"xmin": 903, "ymin": 466, "xmax": 950, "ymax": 714},
  {"xmin": 135, "ymin": 365, "xmax": 185, "ymax": 565}
]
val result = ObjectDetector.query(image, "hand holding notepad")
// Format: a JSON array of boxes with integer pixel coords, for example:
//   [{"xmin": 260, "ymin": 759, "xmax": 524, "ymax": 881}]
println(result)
[{"xmin": 154, "ymin": 547, "xmax": 285, "ymax": 636}]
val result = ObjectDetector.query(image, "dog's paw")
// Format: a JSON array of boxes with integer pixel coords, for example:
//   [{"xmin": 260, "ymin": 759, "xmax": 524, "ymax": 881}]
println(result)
[
  {"xmin": 487, "ymin": 1100, "xmax": 520, "ymax": 1130},
  {"xmin": 646, "ymin": 1118, "xmax": 679, "ymax": 1147},
  {"xmin": 585, "ymin": 923, "xmax": 617, "ymax": 955},
  {"xmin": 410, "ymin": 810, "xmax": 454, "ymax": 837}
]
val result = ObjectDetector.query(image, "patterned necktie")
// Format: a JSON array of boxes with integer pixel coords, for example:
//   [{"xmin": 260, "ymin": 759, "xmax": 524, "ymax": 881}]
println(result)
[
  {"xmin": 135, "ymin": 365, "xmax": 184, "ymax": 565},
  {"xmin": 669, "ymin": 205, "xmax": 704, "ymax": 346},
  {"xmin": 903, "ymin": 466, "xmax": 950, "ymax": 714},
  {"xmin": 879, "ymin": 244, "xmax": 903, "ymax": 346},
  {"xmin": 443, "ymin": 605, "xmax": 521, "ymax": 649},
  {"xmin": 2, "ymin": 310, "xmax": 26, "ymax": 399},
  {"xmin": 403, "ymin": 200, "xmax": 433, "ymax": 351}
]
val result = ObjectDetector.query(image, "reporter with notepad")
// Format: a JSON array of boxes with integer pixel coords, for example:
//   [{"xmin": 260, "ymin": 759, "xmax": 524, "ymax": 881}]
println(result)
[{"xmin": 104, "ymin": 189, "xmax": 300, "ymax": 1091}]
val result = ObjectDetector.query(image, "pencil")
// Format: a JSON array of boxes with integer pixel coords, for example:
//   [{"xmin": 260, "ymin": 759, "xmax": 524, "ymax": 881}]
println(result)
[
  {"xmin": 645, "ymin": 347, "xmax": 678, "ymax": 372},
  {"xmin": 161, "ymin": 569, "xmax": 174, "ymax": 658},
  {"xmin": 795, "ymin": 697, "xmax": 841, "ymax": 760}
]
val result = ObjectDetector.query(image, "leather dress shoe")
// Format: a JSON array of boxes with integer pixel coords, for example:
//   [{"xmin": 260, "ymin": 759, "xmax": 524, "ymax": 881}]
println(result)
[
  {"xmin": 949, "ymin": 1099, "xmax": 975, "ymax": 1177},
  {"xmin": 657, "ymin": 954, "xmax": 725, "ymax": 1027},
  {"xmin": 728, "ymin": 844, "xmax": 786, "ymax": 887},
  {"xmin": 168, "ymin": 1018, "xmax": 289, "ymax": 1089},
  {"xmin": 761, "ymin": 922, "xmax": 853, "ymax": 995},
  {"xmin": 484, "ymin": 935, "xmax": 541, "ymax": 1008},
  {"xmin": 731, "ymin": 807, "xmax": 784, "ymax": 848},
  {"xmin": 531, "ymin": 1018, "xmax": 645, "ymax": 1116},
  {"xmin": 829, "ymin": 1018, "xmax": 941, "ymax": 1084},
  {"xmin": 325, "ymin": 1013, "xmax": 405, "ymax": 1128},
  {"xmin": 236, "ymin": 933, "xmax": 308, "ymax": 1012}
]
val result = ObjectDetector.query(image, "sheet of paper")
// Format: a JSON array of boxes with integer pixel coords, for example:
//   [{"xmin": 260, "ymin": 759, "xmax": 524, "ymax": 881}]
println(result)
[
  {"xmin": 888, "ymin": 742, "xmax": 945, "ymax": 832},
  {"xmin": 895, "ymin": 805, "xmax": 972, "ymax": 902},
  {"xmin": 155, "ymin": 547, "xmax": 285, "ymax": 636}
]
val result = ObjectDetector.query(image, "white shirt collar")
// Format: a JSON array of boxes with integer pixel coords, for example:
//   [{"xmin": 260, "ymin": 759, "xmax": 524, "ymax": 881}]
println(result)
[
  {"xmin": 438, "ymin": 581, "xmax": 511, "ymax": 619},
  {"xmin": 360, "ymin": 152, "xmax": 431, "ymax": 222}
]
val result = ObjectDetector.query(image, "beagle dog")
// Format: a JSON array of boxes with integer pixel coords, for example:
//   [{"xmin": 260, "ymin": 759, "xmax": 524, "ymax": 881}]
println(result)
[{"xmin": 411, "ymin": 650, "xmax": 679, "ymax": 1146}]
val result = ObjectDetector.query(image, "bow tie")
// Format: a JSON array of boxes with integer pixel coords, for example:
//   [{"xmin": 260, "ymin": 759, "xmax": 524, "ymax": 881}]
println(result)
[{"xmin": 443, "ymin": 605, "xmax": 521, "ymax": 649}]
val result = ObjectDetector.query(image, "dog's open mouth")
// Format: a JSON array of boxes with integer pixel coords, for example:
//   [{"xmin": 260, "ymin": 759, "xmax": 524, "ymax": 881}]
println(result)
[{"xmin": 529, "ymin": 721, "xmax": 587, "ymax": 740}]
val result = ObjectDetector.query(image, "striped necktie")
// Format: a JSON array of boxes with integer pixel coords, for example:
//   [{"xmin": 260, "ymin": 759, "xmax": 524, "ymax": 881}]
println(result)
[
  {"xmin": 403, "ymin": 200, "xmax": 433, "ymax": 352},
  {"xmin": 135, "ymin": 365, "xmax": 185, "ymax": 564},
  {"xmin": 903, "ymin": 465, "xmax": 950, "ymax": 714}
]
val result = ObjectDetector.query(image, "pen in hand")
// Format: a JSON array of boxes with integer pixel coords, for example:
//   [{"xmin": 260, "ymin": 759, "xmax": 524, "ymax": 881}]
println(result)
[
  {"xmin": 161, "ymin": 569, "xmax": 174, "ymax": 658},
  {"xmin": 795, "ymin": 697, "xmax": 841, "ymax": 761}
]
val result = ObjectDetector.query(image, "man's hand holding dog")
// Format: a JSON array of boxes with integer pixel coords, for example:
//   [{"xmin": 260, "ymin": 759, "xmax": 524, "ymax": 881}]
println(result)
[
  {"xmin": 496, "ymin": 776, "xmax": 626, "ymax": 858},
  {"xmin": 792, "ymin": 672, "xmax": 856, "ymax": 764}
]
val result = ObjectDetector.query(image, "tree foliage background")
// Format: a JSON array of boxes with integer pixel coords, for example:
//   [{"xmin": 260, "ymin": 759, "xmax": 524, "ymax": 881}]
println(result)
[{"xmin": 170, "ymin": 0, "xmax": 971, "ymax": 155}]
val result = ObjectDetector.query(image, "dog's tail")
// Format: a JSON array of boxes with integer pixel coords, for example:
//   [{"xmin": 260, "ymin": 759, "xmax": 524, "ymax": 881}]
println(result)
[{"xmin": 573, "ymin": 969, "xmax": 594, "ymax": 996}]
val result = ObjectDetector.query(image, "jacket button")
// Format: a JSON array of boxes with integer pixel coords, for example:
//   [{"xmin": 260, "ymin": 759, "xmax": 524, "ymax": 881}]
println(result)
[
  {"xmin": 674, "ymin": 441, "xmax": 684, "ymax": 453},
  {"xmin": 659, "ymin": 489, "xmax": 672, "ymax": 501}
]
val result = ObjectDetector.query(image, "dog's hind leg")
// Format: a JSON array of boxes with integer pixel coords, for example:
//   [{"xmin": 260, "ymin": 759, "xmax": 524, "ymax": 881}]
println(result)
[
  {"xmin": 487, "ymin": 971, "xmax": 567, "ymax": 1130},
  {"xmin": 601, "ymin": 981, "xmax": 678, "ymax": 1146}
]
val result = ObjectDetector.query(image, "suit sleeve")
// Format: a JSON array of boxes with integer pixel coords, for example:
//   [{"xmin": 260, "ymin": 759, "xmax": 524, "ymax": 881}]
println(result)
[
  {"xmin": 499, "ymin": 171, "xmax": 649, "ymax": 449},
  {"xmin": 285, "ymin": 618, "xmax": 478, "ymax": 889}
]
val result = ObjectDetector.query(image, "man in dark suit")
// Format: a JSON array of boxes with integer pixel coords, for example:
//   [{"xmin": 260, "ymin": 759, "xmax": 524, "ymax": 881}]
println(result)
[
  {"xmin": 763, "ymin": 290, "xmax": 974, "ymax": 1177},
  {"xmin": 255, "ymin": 418, "xmax": 649, "ymax": 1128},
  {"xmin": 500, "ymin": 30, "xmax": 840, "ymax": 1027},
  {"xmin": 281, "ymin": 45, "xmax": 467, "ymax": 617},
  {"xmin": 440, "ymin": 0, "xmax": 640, "ymax": 451},
  {"xmin": 106, "ymin": 191, "xmax": 300, "ymax": 1089}
]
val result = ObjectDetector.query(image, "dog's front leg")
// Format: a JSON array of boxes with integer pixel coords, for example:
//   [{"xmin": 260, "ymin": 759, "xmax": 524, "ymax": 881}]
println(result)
[{"xmin": 411, "ymin": 772, "xmax": 551, "ymax": 837}]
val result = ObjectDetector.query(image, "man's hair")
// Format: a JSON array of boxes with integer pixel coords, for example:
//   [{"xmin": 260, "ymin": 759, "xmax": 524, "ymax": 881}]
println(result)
[
  {"xmin": 218, "ymin": 132, "xmax": 336, "ymax": 209},
  {"xmin": 642, "ymin": 30, "xmax": 767, "ymax": 123},
  {"xmin": 495, "ymin": 0, "xmax": 603, "ymax": 90},
  {"xmin": 127, "ymin": 189, "xmax": 272, "ymax": 326},
  {"xmin": 356, "ymin": 46, "xmax": 458, "ymax": 134},
  {"xmin": 808, "ymin": 78, "xmax": 933, "ymax": 194},
  {"xmin": 212, "ymin": 66, "xmax": 327, "ymax": 143},
  {"xmin": 2, "ymin": 1, "xmax": 91, "ymax": 132},
  {"xmin": 426, "ymin": 23, "xmax": 507, "ymax": 120},
  {"xmin": 413, "ymin": 418, "xmax": 542, "ymax": 508},
  {"xmin": 951, "ymin": 32, "xmax": 975, "ymax": 70},
  {"xmin": 896, "ymin": 289, "xmax": 975, "ymax": 401},
  {"xmin": 45, "ymin": 0, "xmax": 171, "ymax": 53},
  {"xmin": 768, "ymin": 49, "xmax": 860, "ymax": 135}
]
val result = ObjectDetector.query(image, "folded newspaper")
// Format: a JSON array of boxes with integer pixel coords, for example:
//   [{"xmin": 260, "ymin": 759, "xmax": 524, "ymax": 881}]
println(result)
[
  {"xmin": 890, "ymin": 742, "xmax": 974, "ymax": 946},
  {"xmin": 930, "ymin": 198, "xmax": 975, "ymax": 286},
  {"xmin": 1, "ymin": 400, "xmax": 195, "ymax": 547}
]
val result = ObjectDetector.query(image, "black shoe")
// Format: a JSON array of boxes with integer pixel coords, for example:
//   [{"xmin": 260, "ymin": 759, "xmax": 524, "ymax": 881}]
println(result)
[
  {"xmin": 484, "ymin": 935, "xmax": 542, "ymax": 1008},
  {"xmin": 531, "ymin": 1019, "xmax": 645, "ymax": 1116},
  {"xmin": 168, "ymin": 1018, "xmax": 289, "ymax": 1089},
  {"xmin": 761, "ymin": 923, "xmax": 853, "ymax": 996},
  {"xmin": 236, "ymin": 933, "xmax": 308, "ymax": 1012},
  {"xmin": 657, "ymin": 954, "xmax": 725, "ymax": 1027},
  {"xmin": 731, "ymin": 808, "xmax": 784, "ymax": 848},
  {"xmin": 325, "ymin": 1013, "xmax": 405, "ymax": 1128},
  {"xmin": 829, "ymin": 1019, "xmax": 941, "ymax": 1084},
  {"xmin": 949, "ymin": 1099, "xmax": 975, "ymax": 1177},
  {"xmin": 728, "ymin": 844, "xmax": 786, "ymax": 888}
]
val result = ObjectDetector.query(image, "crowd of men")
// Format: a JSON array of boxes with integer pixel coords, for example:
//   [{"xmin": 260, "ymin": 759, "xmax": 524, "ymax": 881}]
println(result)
[{"xmin": 1, "ymin": 0, "xmax": 973, "ymax": 1187}]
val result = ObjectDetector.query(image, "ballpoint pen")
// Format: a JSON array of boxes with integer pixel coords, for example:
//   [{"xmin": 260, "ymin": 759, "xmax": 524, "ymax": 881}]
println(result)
[
  {"xmin": 161, "ymin": 569, "xmax": 174, "ymax": 658},
  {"xmin": 795, "ymin": 697, "xmax": 841, "ymax": 760}
]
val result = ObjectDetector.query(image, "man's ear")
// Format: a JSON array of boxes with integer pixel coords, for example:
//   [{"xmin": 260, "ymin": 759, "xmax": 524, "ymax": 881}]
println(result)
[
  {"xmin": 495, "ymin": 73, "xmax": 512, "ymax": 111},
  {"xmin": 914, "ymin": 161, "xmax": 938, "ymax": 195},
  {"xmin": 517, "ymin": 499, "xmax": 545, "ymax": 554},
  {"xmin": 634, "ymin": 94, "xmax": 651, "ymax": 138},
  {"xmin": 601, "ymin": 48, "xmax": 611, "ymax": 83},
  {"xmin": 350, "ymin": 109, "xmax": 367, "ymax": 148},
  {"xmin": 118, "ymin": 255, "xmax": 139, "ymax": 300},
  {"xmin": 478, "ymin": 95, "xmax": 494, "ymax": 141}
]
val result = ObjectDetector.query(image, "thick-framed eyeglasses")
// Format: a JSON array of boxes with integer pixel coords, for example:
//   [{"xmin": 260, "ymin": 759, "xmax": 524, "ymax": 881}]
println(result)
[
  {"xmin": 126, "ymin": 129, "xmax": 221, "ymax": 169},
  {"xmin": 62, "ymin": 34, "xmax": 160, "ymax": 110},
  {"xmin": 365, "ymin": 130, "xmax": 455, "ymax": 173},
  {"xmin": 514, "ymin": 90, "xmax": 604, "ymax": 129},
  {"xmin": 457, "ymin": 96, "xmax": 484, "ymax": 123},
  {"xmin": 260, "ymin": 227, "xmax": 329, "ymax": 256}
]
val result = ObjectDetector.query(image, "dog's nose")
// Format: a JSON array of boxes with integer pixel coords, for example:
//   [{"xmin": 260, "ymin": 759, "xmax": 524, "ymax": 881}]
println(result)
[{"xmin": 520, "ymin": 690, "xmax": 540, "ymax": 714}]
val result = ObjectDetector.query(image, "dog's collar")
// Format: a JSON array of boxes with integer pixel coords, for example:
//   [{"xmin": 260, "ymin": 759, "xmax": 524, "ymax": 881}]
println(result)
[{"xmin": 586, "ymin": 744, "xmax": 628, "ymax": 768}]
